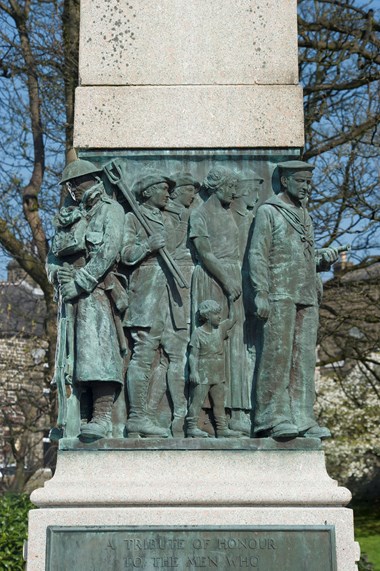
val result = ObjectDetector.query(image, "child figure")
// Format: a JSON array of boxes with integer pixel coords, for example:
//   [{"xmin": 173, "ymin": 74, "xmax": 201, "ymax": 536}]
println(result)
[{"xmin": 186, "ymin": 298, "xmax": 242, "ymax": 438}]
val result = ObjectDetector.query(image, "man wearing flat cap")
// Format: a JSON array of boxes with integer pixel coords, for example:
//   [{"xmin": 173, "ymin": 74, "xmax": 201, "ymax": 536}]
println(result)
[
  {"xmin": 249, "ymin": 160, "xmax": 339, "ymax": 440},
  {"xmin": 121, "ymin": 170, "xmax": 187, "ymax": 438},
  {"xmin": 145, "ymin": 172, "xmax": 200, "ymax": 434},
  {"xmin": 165, "ymin": 171, "xmax": 200, "ymax": 299}
]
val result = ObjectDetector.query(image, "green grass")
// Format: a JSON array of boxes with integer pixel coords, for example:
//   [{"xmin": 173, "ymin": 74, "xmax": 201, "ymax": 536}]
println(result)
[{"xmin": 353, "ymin": 502, "xmax": 380, "ymax": 570}]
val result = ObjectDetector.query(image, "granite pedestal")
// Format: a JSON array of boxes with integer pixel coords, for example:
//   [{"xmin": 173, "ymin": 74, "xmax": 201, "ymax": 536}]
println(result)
[{"xmin": 27, "ymin": 439, "xmax": 359, "ymax": 570}]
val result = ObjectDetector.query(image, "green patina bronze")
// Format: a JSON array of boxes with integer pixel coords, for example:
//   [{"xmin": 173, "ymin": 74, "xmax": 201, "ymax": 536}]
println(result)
[
  {"xmin": 187, "ymin": 298, "xmax": 240, "ymax": 438},
  {"xmin": 47, "ymin": 161, "xmax": 127, "ymax": 441},
  {"xmin": 248, "ymin": 160, "xmax": 345, "ymax": 440},
  {"xmin": 48, "ymin": 152, "xmax": 347, "ymax": 444}
]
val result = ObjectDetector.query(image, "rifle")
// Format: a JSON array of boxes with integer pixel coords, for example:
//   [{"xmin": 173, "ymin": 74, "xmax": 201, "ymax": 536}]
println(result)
[
  {"xmin": 51, "ymin": 297, "xmax": 68, "ymax": 437},
  {"xmin": 64, "ymin": 295, "xmax": 81, "ymax": 439},
  {"xmin": 50, "ymin": 267, "xmax": 79, "ymax": 441},
  {"xmin": 103, "ymin": 159, "xmax": 190, "ymax": 289},
  {"xmin": 336, "ymin": 244, "xmax": 351, "ymax": 254}
]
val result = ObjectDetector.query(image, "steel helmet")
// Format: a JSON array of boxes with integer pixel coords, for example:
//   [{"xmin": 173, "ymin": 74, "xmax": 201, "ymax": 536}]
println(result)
[{"xmin": 59, "ymin": 159, "xmax": 102, "ymax": 185}]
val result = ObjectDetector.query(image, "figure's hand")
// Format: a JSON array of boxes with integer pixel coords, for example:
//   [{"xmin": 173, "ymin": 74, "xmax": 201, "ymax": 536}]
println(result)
[
  {"xmin": 227, "ymin": 295, "xmax": 237, "ymax": 321},
  {"xmin": 57, "ymin": 266, "xmax": 75, "ymax": 284},
  {"xmin": 223, "ymin": 279, "xmax": 242, "ymax": 301},
  {"xmin": 320, "ymin": 247, "xmax": 340, "ymax": 264},
  {"xmin": 147, "ymin": 233, "xmax": 166, "ymax": 252},
  {"xmin": 255, "ymin": 291, "xmax": 270, "ymax": 320},
  {"xmin": 61, "ymin": 280, "xmax": 82, "ymax": 302},
  {"xmin": 190, "ymin": 374, "xmax": 200, "ymax": 386}
]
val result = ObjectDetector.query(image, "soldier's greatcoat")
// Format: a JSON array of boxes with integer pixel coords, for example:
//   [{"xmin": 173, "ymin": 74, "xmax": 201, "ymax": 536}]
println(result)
[{"xmin": 47, "ymin": 184, "xmax": 126, "ymax": 384}]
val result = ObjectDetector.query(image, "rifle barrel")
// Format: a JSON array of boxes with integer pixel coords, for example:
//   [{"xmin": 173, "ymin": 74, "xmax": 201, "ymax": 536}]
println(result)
[
  {"xmin": 104, "ymin": 161, "xmax": 189, "ymax": 289},
  {"xmin": 337, "ymin": 244, "xmax": 351, "ymax": 253}
]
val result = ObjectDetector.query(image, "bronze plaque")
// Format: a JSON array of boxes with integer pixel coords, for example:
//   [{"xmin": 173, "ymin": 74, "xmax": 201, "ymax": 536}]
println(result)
[{"xmin": 46, "ymin": 525, "xmax": 337, "ymax": 570}]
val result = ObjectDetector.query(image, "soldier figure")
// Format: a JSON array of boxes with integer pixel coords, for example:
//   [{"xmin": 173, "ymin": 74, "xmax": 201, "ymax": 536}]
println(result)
[
  {"xmin": 249, "ymin": 160, "xmax": 339, "ymax": 439},
  {"xmin": 47, "ymin": 159, "xmax": 127, "ymax": 440},
  {"xmin": 146, "ymin": 172, "xmax": 200, "ymax": 434},
  {"xmin": 121, "ymin": 171, "xmax": 188, "ymax": 438},
  {"xmin": 165, "ymin": 171, "xmax": 200, "ymax": 348}
]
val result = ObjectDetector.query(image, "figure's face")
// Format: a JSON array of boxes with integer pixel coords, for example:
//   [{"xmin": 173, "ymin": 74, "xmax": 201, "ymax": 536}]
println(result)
[
  {"xmin": 241, "ymin": 191, "xmax": 253, "ymax": 208},
  {"xmin": 239, "ymin": 179, "xmax": 264, "ymax": 209},
  {"xmin": 175, "ymin": 184, "xmax": 196, "ymax": 207},
  {"xmin": 66, "ymin": 176, "xmax": 96, "ymax": 202},
  {"xmin": 250, "ymin": 178, "xmax": 264, "ymax": 205},
  {"xmin": 216, "ymin": 179, "xmax": 236, "ymax": 206},
  {"xmin": 207, "ymin": 310, "xmax": 222, "ymax": 328},
  {"xmin": 144, "ymin": 183, "xmax": 170, "ymax": 208},
  {"xmin": 282, "ymin": 171, "xmax": 312, "ymax": 204}
]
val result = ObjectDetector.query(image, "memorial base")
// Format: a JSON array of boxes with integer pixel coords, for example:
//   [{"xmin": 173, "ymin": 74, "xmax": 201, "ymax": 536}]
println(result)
[{"xmin": 27, "ymin": 440, "xmax": 360, "ymax": 571}]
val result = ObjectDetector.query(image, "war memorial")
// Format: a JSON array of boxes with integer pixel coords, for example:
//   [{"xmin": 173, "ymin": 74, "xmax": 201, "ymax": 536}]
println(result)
[{"xmin": 26, "ymin": 1, "xmax": 360, "ymax": 569}]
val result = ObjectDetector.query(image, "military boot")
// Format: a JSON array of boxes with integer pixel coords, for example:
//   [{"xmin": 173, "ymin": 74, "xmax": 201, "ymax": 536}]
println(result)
[
  {"xmin": 186, "ymin": 416, "xmax": 209, "ymax": 438},
  {"xmin": 126, "ymin": 368, "xmax": 169, "ymax": 438},
  {"xmin": 126, "ymin": 417, "xmax": 170, "ymax": 438},
  {"xmin": 80, "ymin": 385, "xmax": 115, "ymax": 441},
  {"xmin": 146, "ymin": 359, "xmax": 167, "ymax": 422},
  {"xmin": 170, "ymin": 388, "xmax": 187, "ymax": 438},
  {"xmin": 215, "ymin": 416, "xmax": 242, "ymax": 438},
  {"xmin": 171, "ymin": 414, "xmax": 186, "ymax": 438}
]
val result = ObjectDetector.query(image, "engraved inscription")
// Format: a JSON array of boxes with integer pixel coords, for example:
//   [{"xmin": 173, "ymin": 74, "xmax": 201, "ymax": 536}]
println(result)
[{"xmin": 46, "ymin": 526, "xmax": 336, "ymax": 571}]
